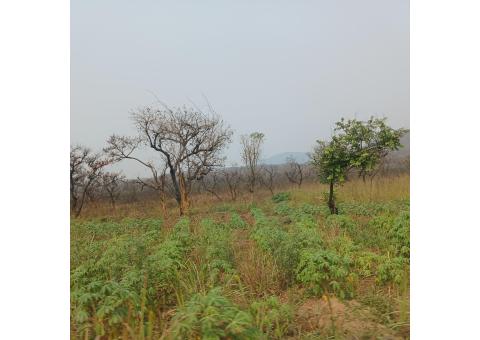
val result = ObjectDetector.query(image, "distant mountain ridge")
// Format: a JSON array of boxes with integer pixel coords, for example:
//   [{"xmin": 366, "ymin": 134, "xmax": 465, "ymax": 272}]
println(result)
[
  {"xmin": 260, "ymin": 152, "xmax": 310, "ymax": 165},
  {"xmin": 259, "ymin": 132, "xmax": 409, "ymax": 166}
]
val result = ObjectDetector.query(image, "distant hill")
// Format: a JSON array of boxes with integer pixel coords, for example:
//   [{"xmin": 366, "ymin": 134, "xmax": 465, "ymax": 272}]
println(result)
[{"xmin": 261, "ymin": 152, "xmax": 310, "ymax": 165}]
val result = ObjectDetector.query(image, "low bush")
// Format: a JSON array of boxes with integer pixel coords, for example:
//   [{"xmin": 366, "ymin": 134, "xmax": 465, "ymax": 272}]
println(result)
[{"xmin": 272, "ymin": 192, "xmax": 291, "ymax": 203}]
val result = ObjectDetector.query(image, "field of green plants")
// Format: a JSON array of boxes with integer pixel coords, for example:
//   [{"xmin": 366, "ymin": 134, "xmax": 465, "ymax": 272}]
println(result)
[{"xmin": 71, "ymin": 186, "xmax": 409, "ymax": 339}]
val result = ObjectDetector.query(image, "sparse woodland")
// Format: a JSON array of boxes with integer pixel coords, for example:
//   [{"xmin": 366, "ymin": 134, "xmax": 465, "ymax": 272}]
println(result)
[{"xmin": 71, "ymin": 106, "xmax": 409, "ymax": 339}]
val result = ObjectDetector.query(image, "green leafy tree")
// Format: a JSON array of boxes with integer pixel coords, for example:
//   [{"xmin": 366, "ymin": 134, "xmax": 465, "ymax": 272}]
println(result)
[{"xmin": 311, "ymin": 117, "xmax": 407, "ymax": 214}]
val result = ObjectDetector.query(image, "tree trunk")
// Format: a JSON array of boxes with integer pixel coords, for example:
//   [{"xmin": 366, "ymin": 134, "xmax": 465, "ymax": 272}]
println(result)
[
  {"xmin": 109, "ymin": 193, "xmax": 116, "ymax": 209},
  {"xmin": 178, "ymin": 173, "xmax": 189, "ymax": 215},
  {"xmin": 74, "ymin": 193, "xmax": 86, "ymax": 218},
  {"xmin": 160, "ymin": 176, "xmax": 167, "ymax": 217},
  {"xmin": 328, "ymin": 180, "xmax": 337, "ymax": 214},
  {"xmin": 168, "ymin": 166, "xmax": 182, "ymax": 206}
]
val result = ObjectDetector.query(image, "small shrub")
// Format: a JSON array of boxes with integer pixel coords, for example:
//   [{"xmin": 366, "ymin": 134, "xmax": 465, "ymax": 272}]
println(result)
[{"xmin": 272, "ymin": 192, "xmax": 291, "ymax": 203}]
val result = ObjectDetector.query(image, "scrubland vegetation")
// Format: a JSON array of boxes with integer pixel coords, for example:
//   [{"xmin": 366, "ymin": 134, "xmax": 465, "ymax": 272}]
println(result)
[
  {"xmin": 71, "ymin": 175, "xmax": 409, "ymax": 339},
  {"xmin": 71, "ymin": 108, "xmax": 409, "ymax": 338}
]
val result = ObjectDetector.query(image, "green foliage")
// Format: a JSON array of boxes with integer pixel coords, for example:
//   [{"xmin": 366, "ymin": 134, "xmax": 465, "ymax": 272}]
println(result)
[
  {"xmin": 72, "ymin": 278, "xmax": 142, "ymax": 336},
  {"xmin": 169, "ymin": 288, "xmax": 259, "ymax": 339},
  {"xmin": 250, "ymin": 296, "xmax": 293, "ymax": 339},
  {"xmin": 389, "ymin": 211, "xmax": 410, "ymax": 259},
  {"xmin": 325, "ymin": 214, "xmax": 357, "ymax": 231},
  {"xmin": 199, "ymin": 219, "xmax": 235, "ymax": 279},
  {"xmin": 271, "ymin": 192, "xmax": 291, "ymax": 203},
  {"xmin": 71, "ymin": 217, "xmax": 191, "ymax": 337},
  {"xmin": 296, "ymin": 249, "xmax": 354, "ymax": 299},
  {"xmin": 252, "ymin": 207, "xmax": 324, "ymax": 284},
  {"xmin": 229, "ymin": 212, "xmax": 247, "ymax": 229},
  {"xmin": 273, "ymin": 201, "xmax": 293, "ymax": 216},
  {"xmin": 338, "ymin": 201, "xmax": 408, "ymax": 217},
  {"xmin": 311, "ymin": 117, "xmax": 407, "ymax": 213},
  {"xmin": 71, "ymin": 193, "xmax": 410, "ymax": 338},
  {"xmin": 251, "ymin": 223, "xmax": 288, "ymax": 256},
  {"xmin": 352, "ymin": 251, "xmax": 379, "ymax": 278},
  {"xmin": 376, "ymin": 255, "xmax": 408, "ymax": 285},
  {"xmin": 146, "ymin": 239, "xmax": 185, "ymax": 293}
]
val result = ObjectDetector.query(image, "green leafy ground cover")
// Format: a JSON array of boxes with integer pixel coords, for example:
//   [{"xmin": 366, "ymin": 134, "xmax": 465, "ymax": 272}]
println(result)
[{"xmin": 71, "ymin": 193, "xmax": 409, "ymax": 339}]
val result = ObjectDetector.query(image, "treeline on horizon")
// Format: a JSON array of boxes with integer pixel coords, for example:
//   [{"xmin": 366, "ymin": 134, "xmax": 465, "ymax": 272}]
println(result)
[{"xmin": 71, "ymin": 104, "xmax": 409, "ymax": 217}]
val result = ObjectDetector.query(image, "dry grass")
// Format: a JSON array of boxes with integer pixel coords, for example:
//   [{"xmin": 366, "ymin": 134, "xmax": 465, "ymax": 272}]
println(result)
[
  {"xmin": 76, "ymin": 174, "xmax": 409, "ymax": 222},
  {"xmin": 231, "ymin": 229, "xmax": 283, "ymax": 297}
]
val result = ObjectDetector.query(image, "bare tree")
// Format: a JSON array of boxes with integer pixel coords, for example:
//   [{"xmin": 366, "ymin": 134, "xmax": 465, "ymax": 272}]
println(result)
[
  {"xmin": 240, "ymin": 132, "xmax": 265, "ymax": 196},
  {"xmin": 222, "ymin": 166, "xmax": 243, "ymax": 201},
  {"xmin": 104, "ymin": 135, "xmax": 170, "ymax": 216},
  {"xmin": 107, "ymin": 105, "xmax": 233, "ymax": 215},
  {"xmin": 284, "ymin": 157, "xmax": 303, "ymax": 188},
  {"xmin": 70, "ymin": 146, "xmax": 89, "ymax": 212},
  {"xmin": 201, "ymin": 171, "xmax": 223, "ymax": 201},
  {"xmin": 70, "ymin": 146, "xmax": 111, "ymax": 217},
  {"xmin": 259, "ymin": 165, "xmax": 277, "ymax": 195},
  {"xmin": 99, "ymin": 172, "xmax": 126, "ymax": 208}
]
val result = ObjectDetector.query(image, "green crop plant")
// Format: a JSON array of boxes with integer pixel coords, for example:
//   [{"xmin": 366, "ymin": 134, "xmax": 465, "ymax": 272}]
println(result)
[
  {"xmin": 229, "ymin": 212, "xmax": 247, "ymax": 229},
  {"xmin": 273, "ymin": 201, "xmax": 293, "ymax": 216},
  {"xmin": 199, "ymin": 219, "xmax": 236, "ymax": 280},
  {"xmin": 250, "ymin": 296, "xmax": 293, "ymax": 339},
  {"xmin": 376, "ymin": 255, "xmax": 408, "ymax": 285},
  {"xmin": 354, "ymin": 251, "xmax": 381, "ymax": 278},
  {"xmin": 296, "ymin": 249, "xmax": 354, "ymax": 299},
  {"xmin": 271, "ymin": 192, "xmax": 291, "ymax": 203},
  {"xmin": 70, "ymin": 174, "xmax": 410, "ymax": 338},
  {"xmin": 388, "ymin": 211, "xmax": 410, "ymax": 259},
  {"xmin": 167, "ymin": 287, "xmax": 259, "ymax": 339},
  {"xmin": 72, "ymin": 279, "xmax": 141, "ymax": 337},
  {"xmin": 325, "ymin": 214, "xmax": 357, "ymax": 232},
  {"xmin": 251, "ymin": 207, "xmax": 326, "ymax": 285},
  {"xmin": 250, "ymin": 208, "xmax": 276, "ymax": 229}
]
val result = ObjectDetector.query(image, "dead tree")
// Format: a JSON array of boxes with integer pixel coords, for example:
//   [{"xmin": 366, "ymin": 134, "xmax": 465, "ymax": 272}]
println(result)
[
  {"xmin": 240, "ymin": 132, "xmax": 265, "ymax": 196},
  {"xmin": 259, "ymin": 165, "xmax": 277, "ymax": 195},
  {"xmin": 201, "ymin": 171, "xmax": 223, "ymax": 201},
  {"xmin": 222, "ymin": 166, "xmax": 243, "ymax": 201},
  {"xmin": 285, "ymin": 157, "xmax": 303, "ymax": 188},
  {"xmin": 70, "ymin": 146, "xmax": 111, "ymax": 217},
  {"xmin": 99, "ymin": 172, "xmax": 125, "ymax": 208},
  {"xmin": 107, "ymin": 105, "xmax": 233, "ymax": 215}
]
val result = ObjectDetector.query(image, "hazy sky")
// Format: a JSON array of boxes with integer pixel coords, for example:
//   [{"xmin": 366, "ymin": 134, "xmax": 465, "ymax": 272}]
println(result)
[{"xmin": 71, "ymin": 0, "xmax": 409, "ymax": 178}]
